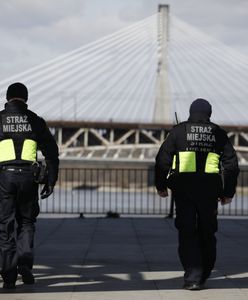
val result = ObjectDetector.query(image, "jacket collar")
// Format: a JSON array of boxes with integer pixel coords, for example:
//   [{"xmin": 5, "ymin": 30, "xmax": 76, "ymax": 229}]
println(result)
[
  {"xmin": 188, "ymin": 112, "xmax": 210, "ymax": 123},
  {"xmin": 5, "ymin": 100, "xmax": 28, "ymax": 112}
]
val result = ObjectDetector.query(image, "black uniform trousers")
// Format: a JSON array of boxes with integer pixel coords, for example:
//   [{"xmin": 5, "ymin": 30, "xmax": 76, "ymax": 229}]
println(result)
[
  {"xmin": 0, "ymin": 168, "xmax": 39, "ymax": 283},
  {"xmin": 174, "ymin": 188, "xmax": 218, "ymax": 284}
]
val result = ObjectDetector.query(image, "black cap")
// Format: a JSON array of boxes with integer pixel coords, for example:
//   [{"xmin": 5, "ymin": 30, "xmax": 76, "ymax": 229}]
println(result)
[
  {"xmin": 189, "ymin": 98, "xmax": 212, "ymax": 117},
  {"xmin": 6, "ymin": 82, "xmax": 28, "ymax": 101}
]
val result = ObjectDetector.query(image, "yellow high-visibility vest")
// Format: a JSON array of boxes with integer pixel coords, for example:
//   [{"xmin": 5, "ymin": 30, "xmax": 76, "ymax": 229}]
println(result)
[
  {"xmin": 171, "ymin": 151, "xmax": 220, "ymax": 174},
  {"xmin": 0, "ymin": 138, "xmax": 37, "ymax": 162}
]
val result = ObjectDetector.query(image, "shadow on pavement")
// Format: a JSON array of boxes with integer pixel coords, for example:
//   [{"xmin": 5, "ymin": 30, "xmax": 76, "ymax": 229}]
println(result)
[{"xmin": 0, "ymin": 217, "xmax": 247, "ymax": 294}]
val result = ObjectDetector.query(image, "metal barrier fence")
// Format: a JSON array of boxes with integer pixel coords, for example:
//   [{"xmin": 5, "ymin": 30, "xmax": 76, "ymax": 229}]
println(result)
[{"xmin": 39, "ymin": 168, "xmax": 248, "ymax": 216}]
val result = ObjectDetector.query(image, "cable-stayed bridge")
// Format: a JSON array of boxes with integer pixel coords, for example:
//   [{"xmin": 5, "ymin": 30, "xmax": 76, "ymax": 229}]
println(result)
[{"xmin": 0, "ymin": 5, "xmax": 248, "ymax": 164}]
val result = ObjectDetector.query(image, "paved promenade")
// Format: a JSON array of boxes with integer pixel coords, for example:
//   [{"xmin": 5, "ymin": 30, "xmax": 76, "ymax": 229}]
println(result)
[{"xmin": 0, "ymin": 216, "xmax": 247, "ymax": 299}]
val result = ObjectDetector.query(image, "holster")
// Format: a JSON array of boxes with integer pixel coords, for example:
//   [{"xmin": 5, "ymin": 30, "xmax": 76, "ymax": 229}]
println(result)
[
  {"xmin": 166, "ymin": 171, "xmax": 178, "ymax": 190},
  {"xmin": 32, "ymin": 162, "xmax": 48, "ymax": 184}
]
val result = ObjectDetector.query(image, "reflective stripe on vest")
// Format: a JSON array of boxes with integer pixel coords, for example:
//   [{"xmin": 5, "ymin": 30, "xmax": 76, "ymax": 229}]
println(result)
[
  {"xmin": 21, "ymin": 139, "xmax": 37, "ymax": 161},
  {"xmin": 0, "ymin": 139, "xmax": 16, "ymax": 162},
  {"xmin": 205, "ymin": 152, "xmax": 220, "ymax": 173},
  {"xmin": 179, "ymin": 151, "xmax": 196, "ymax": 173},
  {"xmin": 172, "ymin": 155, "xmax": 176, "ymax": 170}
]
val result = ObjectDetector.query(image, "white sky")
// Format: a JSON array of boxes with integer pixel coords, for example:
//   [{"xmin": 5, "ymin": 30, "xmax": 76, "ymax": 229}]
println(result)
[{"xmin": 0, "ymin": 0, "xmax": 247, "ymax": 80}]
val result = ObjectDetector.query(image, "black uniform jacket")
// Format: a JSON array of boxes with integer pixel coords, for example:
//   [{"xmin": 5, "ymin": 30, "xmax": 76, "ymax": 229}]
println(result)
[
  {"xmin": 0, "ymin": 100, "xmax": 59, "ymax": 185},
  {"xmin": 155, "ymin": 114, "xmax": 239, "ymax": 198}
]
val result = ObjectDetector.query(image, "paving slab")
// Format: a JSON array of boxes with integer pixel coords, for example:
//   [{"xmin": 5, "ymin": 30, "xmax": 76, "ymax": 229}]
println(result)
[{"xmin": 0, "ymin": 216, "xmax": 247, "ymax": 299}]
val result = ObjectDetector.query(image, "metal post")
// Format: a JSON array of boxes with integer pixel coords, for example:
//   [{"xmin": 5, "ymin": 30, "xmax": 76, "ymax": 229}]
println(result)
[
  {"xmin": 154, "ymin": 4, "xmax": 171, "ymax": 124},
  {"xmin": 58, "ymin": 128, "xmax": 63, "ymax": 146},
  {"xmin": 110, "ymin": 129, "xmax": 114, "ymax": 143},
  {"xmin": 84, "ymin": 129, "xmax": 89, "ymax": 147}
]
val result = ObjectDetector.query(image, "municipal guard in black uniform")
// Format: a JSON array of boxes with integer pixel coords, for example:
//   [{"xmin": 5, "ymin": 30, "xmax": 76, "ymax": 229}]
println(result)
[
  {"xmin": 0, "ymin": 82, "xmax": 59, "ymax": 289},
  {"xmin": 155, "ymin": 98, "xmax": 239, "ymax": 290}
]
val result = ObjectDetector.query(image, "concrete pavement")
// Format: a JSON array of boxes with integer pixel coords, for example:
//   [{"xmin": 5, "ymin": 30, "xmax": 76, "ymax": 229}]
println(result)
[{"xmin": 0, "ymin": 216, "xmax": 248, "ymax": 299}]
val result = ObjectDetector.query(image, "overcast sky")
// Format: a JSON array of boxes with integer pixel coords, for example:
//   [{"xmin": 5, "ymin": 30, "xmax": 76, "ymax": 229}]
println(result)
[{"xmin": 0, "ymin": 0, "xmax": 247, "ymax": 81}]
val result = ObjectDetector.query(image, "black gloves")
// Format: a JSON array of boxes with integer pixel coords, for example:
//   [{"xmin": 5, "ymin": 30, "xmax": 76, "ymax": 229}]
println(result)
[{"xmin": 40, "ymin": 183, "xmax": 54, "ymax": 199}]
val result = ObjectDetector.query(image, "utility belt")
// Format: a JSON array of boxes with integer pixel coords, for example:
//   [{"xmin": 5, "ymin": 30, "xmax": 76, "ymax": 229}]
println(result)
[
  {"xmin": 1, "ymin": 165, "xmax": 32, "ymax": 171},
  {"xmin": 1, "ymin": 162, "xmax": 48, "ymax": 184}
]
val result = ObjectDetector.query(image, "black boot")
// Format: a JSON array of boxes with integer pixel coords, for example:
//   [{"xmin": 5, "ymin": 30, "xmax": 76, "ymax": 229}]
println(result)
[
  {"xmin": 183, "ymin": 281, "xmax": 203, "ymax": 290},
  {"xmin": 18, "ymin": 267, "xmax": 35, "ymax": 284},
  {"xmin": 3, "ymin": 282, "xmax": 16, "ymax": 289}
]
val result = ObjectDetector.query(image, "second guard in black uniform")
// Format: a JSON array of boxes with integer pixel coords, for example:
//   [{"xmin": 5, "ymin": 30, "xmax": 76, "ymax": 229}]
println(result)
[
  {"xmin": 0, "ymin": 82, "xmax": 59, "ymax": 289},
  {"xmin": 155, "ymin": 99, "xmax": 239, "ymax": 290}
]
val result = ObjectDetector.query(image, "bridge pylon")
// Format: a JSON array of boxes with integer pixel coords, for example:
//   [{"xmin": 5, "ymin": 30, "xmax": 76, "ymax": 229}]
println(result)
[{"xmin": 154, "ymin": 4, "xmax": 172, "ymax": 124}]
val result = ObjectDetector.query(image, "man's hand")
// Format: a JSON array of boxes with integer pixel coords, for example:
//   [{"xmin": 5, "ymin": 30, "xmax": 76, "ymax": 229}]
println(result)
[
  {"xmin": 40, "ymin": 183, "xmax": 54, "ymax": 199},
  {"xmin": 157, "ymin": 189, "xmax": 168, "ymax": 198},
  {"xmin": 218, "ymin": 197, "xmax": 232, "ymax": 206}
]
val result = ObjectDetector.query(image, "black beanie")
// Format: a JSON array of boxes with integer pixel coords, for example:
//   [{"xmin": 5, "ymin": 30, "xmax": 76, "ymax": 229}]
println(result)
[
  {"xmin": 6, "ymin": 82, "xmax": 28, "ymax": 101},
  {"xmin": 189, "ymin": 98, "xmax": 212, "ymax": 117}
]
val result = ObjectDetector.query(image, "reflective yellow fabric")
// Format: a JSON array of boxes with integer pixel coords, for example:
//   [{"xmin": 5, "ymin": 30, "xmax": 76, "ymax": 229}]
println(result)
[
  {"xmin": 172, "ymin": 155, "xmax": 176, "ymax": 169},
  {"xmin": 179, "ymin": 151, "xmax": 196, "ymax": 172},
  {"xmin": 0, "ymin": 139, "xmax": 16, "ymax": 162},
  {"xmin": 21, "ymin": 139, "xmax": 37, "ymax": 161},
  {"xmin": 205, "ymin": 152, "xmax": 220, "ymax": 173}
]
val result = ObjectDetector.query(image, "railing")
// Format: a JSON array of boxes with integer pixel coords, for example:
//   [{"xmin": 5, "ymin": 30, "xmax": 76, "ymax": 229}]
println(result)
[{"xmin": 39, "ymin": 168, "xmax": 248, "ymax": 216}]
